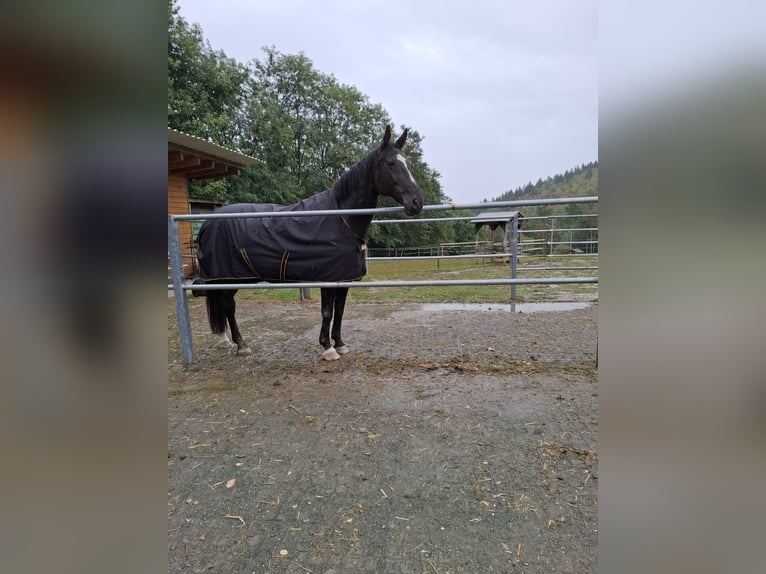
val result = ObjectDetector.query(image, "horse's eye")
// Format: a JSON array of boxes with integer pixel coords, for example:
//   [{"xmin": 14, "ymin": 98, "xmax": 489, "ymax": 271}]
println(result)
[{"xmin": 387, "ymin": 160, "xmax": 396, "ymax": 167}]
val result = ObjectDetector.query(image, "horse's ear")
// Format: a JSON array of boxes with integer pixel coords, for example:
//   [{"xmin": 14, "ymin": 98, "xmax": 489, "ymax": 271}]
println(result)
[
  {"xmin": 395, "ymin": 128, "xmax": 408, "ymax": 149},
  {"xmin": 382, "ymin": 125, "xmax": 392, "ymax": 148}
]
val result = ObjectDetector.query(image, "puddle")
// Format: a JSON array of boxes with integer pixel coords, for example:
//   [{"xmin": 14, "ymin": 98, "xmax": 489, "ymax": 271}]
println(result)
[{"xmin": 421, "ymin": 302, "xmax": 591, "ymax": 313}]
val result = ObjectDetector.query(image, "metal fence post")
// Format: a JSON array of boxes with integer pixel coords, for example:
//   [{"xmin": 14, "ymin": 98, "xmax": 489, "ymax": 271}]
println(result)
[
  {"xmin": 168, "ymin": 216, "xmax": 194, "ymax": 364},
  {"xmin": 510, "ymin": 214, "xmax": 518, "ymax": 301},
  {"xmin": 549, "ymin": 217, "xmax": 554, "ymax": 268}
]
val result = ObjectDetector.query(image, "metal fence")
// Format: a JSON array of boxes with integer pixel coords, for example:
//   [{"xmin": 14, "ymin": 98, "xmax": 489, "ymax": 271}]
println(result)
[
  {"xmin": 169, "ymin": 196, "xmax": 598, "ymax": 363},
  {"xmin": 368, "ymin": 213, "xmax": 599, "ymax": 259}
]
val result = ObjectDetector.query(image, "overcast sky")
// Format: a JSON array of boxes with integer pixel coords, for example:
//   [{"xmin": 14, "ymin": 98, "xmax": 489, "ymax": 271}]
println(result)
[{"xmin": 176, "ymin": 0, "xmax": 597, "ymax": 204}]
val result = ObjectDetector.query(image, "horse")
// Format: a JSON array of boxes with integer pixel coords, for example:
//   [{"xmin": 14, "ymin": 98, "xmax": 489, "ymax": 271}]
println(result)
[{"xmin": 193, "ymin": 125, "xmax": 423, "ymax": 360}]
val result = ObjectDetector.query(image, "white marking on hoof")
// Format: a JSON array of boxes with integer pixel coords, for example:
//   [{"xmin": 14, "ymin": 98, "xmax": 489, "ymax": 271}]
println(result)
[
  {"xmin": 335, "ymin": 345, "xmax": 349, "ymax": 355},
  {"xmin": 322, "ymin": 348, "xmax": 341, "ymax": 361},
  {"xmin": 237, "ymin": 346, "xmax": 252, "ymax": 356},
  {"xmin": 217, "ymin": 333, "xmax": 235, "ymax": 349}
]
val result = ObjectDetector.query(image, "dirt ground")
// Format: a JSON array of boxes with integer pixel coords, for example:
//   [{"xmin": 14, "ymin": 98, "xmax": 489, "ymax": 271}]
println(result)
[{"xmin": 168, "ymin": 295, "xmax": 598, "ymax": 573}]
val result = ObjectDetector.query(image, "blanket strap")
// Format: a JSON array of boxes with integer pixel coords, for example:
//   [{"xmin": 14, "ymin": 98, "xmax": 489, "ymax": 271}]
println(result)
[
  {"xmin": 279, "ymin": 251, "xmax": 289, "ymax": 282},
  {"xmin": 341, "ymin": 215, "xmax": 367, "ymax": 251},
  {"xmin": 240, "ymin": 248, "xmax": 259, "ymax": 278}
]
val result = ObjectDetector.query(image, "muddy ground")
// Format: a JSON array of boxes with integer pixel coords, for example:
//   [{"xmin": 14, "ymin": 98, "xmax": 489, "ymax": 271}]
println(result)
[{"xmin": 168, "ymin": 295, "xmax": 598, "ymax": 573}]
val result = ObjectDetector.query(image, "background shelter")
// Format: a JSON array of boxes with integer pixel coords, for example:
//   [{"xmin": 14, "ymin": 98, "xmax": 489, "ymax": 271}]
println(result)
[
  {"xmin": 168, "ymin": 126, "xmax": 260, "ymax": 278},
  {"xmin": 469, "ymin": 211, "xmax": 525, "ymax": 252}
]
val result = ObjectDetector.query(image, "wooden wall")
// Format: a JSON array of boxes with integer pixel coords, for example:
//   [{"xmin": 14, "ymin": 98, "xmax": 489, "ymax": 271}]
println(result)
[{"xmin": 168, "ymin": 174, "xmax": 195, "ymax": 278}]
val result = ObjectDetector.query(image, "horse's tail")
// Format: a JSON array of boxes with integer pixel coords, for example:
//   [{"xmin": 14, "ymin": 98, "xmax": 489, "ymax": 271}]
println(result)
[
  {"xmin": 191, "ymin": 278, "xmax": 229, "ymax": 335},
  {"xmin": 190, "ymin": 277, "xmax": 206, "ymax": 297},
  {"xmin": 205, "ymin": 290, "xmax": 228, "ymax": 335}
]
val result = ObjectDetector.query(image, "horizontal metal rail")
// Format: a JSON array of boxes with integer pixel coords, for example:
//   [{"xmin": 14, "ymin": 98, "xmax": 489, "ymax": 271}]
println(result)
[
  {"xmin": 370, "ymin": 246, "xmax": 600, "ymax": 260},
  {"xmin": 544, "ymin": 240, "xmax": 599, "ymax": 245},
  {"xmin": 367, "ymin": 252, "xmax": 599, "ymax": 262},
  {"xmin": 183, "ymin": 277, "xmax": 598, "ymax": 291},
  {"xmin": 376, "ymin": 213, "xmax": 600, "ymax": 225},
  {"xmin": 171, "ymin": 196, "xmax": 598, "ymax": 222},
  {"xmin": 522, "ymin": 227, "xmax": 599, "ymax": 233},
  {"xmin": 519, "ymin": 266, "xmax": 599, "ymax": 271},
  {"xmin": 538, "ymin": 253, "xmax": 599, "ymax": 258},
  {"xmin": 368, "ymin": 252, "xmax": 515, "ymax": 261},
  {"xmin": 374, "ymin": 216, "xmax": 477, "ymax": 224},
  {"xmin": 523, "ymin": 213, "xmax": 598, "ymax": 220}
]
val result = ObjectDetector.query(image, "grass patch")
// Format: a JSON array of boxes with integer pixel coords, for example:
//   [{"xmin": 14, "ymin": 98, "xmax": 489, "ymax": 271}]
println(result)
[{"xmin": 235, "ymin": 256, "xmax": 598, "ymax": 303}]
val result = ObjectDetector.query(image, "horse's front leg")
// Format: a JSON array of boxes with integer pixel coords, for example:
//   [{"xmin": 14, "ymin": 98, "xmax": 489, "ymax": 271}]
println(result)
[
  {"xmin": 319, "ymin": 288, "xmax": 340, "ymax": 360},
  {"xmin": 331, "ymin": 288, "xmax": 349, "ymax": 355}
]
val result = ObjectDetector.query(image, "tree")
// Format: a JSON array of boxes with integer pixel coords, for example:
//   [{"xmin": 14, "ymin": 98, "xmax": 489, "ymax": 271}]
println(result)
[
  {"xmin": 168, "ymin": 3, "xmax": 458, "ymax": 249},
  {"xmin": 167, "ymin": 0, "xmax": 248, "ymax": 146},
  {"xmin": 168, "ymin": 0, "xmax": 250, "ymax": 201},
  {"xmin": 234, "ymin": 47, "xmax": 395, "ymax": 205}
]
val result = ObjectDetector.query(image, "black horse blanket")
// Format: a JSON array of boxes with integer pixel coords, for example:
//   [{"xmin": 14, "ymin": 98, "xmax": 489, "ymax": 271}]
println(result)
[{"xmin": 196, "ymin": 189, "xmax": 367, "ymax": 283}]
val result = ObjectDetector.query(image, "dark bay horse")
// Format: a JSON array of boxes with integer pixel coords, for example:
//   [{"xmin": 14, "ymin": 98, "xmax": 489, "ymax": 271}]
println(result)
[{"xmin": 194, "ymin": 126, "xmax": 423, "ymax": 360}]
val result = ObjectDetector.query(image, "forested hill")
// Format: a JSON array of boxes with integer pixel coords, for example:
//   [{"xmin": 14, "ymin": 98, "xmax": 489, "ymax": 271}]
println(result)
[
  {"xmin": 492, "ymin": 161, "xmax": 598, "ymax": 204},
  {"xmin": 485, "ymin": 162, "xmax": 598, "ymax": 254}
]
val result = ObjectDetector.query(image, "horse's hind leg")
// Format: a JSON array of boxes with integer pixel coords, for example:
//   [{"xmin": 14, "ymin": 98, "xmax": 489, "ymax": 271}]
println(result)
[
  {"xmin": 206, "ymin": 291, "xmax": 235, "ymax": 349},
  {"xmin": 224, "ymin": 291, "xmax": 251, "ymax": 356},
  {"xmin": 319, "ymin": 288, "xmax": 340, "ymax": 360},
  {"xmin": 331, "ymin": 288, "xmax": 350, "ymax": 355}
]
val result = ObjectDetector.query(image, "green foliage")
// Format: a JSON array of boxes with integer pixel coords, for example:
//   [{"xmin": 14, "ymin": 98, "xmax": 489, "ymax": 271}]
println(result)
[
  {"xmin": 495, "ymin": 161, "xmax": 599, "ymax": 205},
  {"xmin": 168, "ymin": 0, "xmax": 248, "ymax": 146},
  {"xmin": 491, "ymin": 162, "xmax": 599, "ymax": 253},
  {"xmin": 188, "ymin": 178, "xmax": 228, "ymax": 200},
  {"xmin": 167, "ymin": 3, "xmax": 451, "ymax": 249},
  {"xmin": 452, "ymin": 219, "xmax": 478, "ymax": 243},
  {"xmin": 168, "ymin": 0, "xmax": 250, "ymax": 200},
  {"xmin": 241, "ymin": 46, "xmax": 392, "ymax": 199},
  {"xmin": 236, "ymin": 256, "xmax": 599, "ymax": 303}
]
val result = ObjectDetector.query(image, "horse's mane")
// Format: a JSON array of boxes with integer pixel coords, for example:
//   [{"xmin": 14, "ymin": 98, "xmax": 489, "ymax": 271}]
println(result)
[{"xmin": 330, "ymin": 148, "xmax": 376, "ymax": 206}]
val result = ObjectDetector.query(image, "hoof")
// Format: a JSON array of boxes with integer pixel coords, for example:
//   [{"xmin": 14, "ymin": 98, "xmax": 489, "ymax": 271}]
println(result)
[
  {"xmin": 236, "ymin": 346, "xmax": 252, "ymax": 356},
  {"xmin": 335, "ymin": 345, "xmax": 349, "ymax": 355},
  {"xmin": 322, "ymin": 347, "xmax": 341, "ymax": 361},
  {"xmin": 217, "ymin": 340, "xmax": 236, "ymax": 349}
]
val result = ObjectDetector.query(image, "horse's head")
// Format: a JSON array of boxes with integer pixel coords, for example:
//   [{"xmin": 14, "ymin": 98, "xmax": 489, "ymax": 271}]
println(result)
[{"xmin": 374, "ymin": 126, "xmax": 424, "ymax": 216}]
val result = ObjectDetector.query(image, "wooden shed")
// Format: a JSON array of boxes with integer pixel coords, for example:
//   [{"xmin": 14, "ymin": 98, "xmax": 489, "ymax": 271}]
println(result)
[{"xmin": 168, "ymin": 127, "xmax": 260, "ymax": 278}]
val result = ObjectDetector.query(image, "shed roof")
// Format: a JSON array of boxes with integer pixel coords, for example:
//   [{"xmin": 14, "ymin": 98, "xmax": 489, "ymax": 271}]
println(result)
[
  {"xmin": 469, "ymin": 211, "xmax": 525, "ymax": 226},
  {"xmin": 168, "ymin": 127, "xmax": 261, "ymax": 181}
]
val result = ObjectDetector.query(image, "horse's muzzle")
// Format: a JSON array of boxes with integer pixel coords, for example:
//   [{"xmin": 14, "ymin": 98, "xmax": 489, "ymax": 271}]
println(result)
[{"xmin": 404, "ymin": 195, "xmax": 423, "ymax": 216}]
